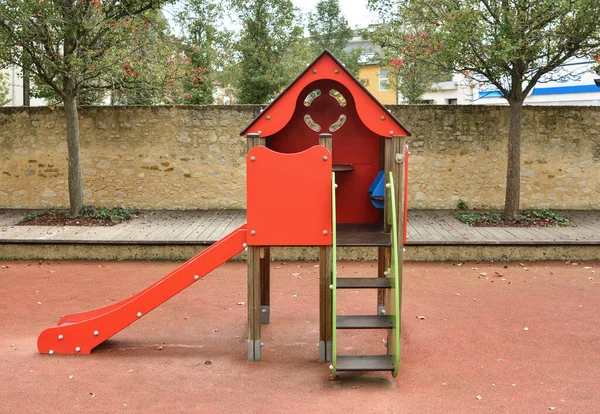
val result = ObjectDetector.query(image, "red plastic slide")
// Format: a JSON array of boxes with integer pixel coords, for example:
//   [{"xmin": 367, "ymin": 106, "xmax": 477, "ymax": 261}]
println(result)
[{"xmin": 37, "ymin": 225, "xmax": 247, "ymax": 355}]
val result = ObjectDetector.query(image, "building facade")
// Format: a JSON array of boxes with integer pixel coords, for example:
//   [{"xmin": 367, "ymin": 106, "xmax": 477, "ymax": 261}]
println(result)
[{"xmin": 1, "ymin": 66, "xmax": 46, "ymax": 106}]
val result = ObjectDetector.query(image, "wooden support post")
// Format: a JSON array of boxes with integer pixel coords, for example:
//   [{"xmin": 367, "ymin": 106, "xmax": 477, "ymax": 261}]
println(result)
[
  {"xmin": 247, "ymin": 246, "xmax": 262, "ymax": 361},
  {"xmin": 384, "ymin": 136, "xmax": 406, "ymax": 239},
  {"xmin": 319, "ymin": 133, "xmax": 332, "ymax": 153},
  {"xmin": 246, "ymin": 132, "xmax": 262, "ymax": 151},
  {"xmin": 319, "ymin": 245, "xmax": 333, "ymax": 362},
  {"xmin": 377, "ymin": 246, "xmax": 390, "ymax": 315},
  {"xmin": 246, "ymin": 133, "xmax": 269, "ymax": 358},
  {"xmin": 318, "ymin": 133, "xmax": 333, "ymax": 362},
  {"xmin": 260, "ymin": 247, "xmax": 270, "ymax": 324}
]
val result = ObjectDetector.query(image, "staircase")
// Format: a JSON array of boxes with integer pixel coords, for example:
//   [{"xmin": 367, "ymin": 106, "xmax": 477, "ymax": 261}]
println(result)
[{"xmin": 330, "ymin": 172, "xmax": 402, "ymax": 378}]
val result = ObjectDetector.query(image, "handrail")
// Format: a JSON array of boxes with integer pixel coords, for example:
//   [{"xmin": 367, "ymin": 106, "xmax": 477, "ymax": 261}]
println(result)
[
  {"xmin": 331, "ymin": 172, "xmax": 338, "ymax": 377},
  {"xmin": 387, "ymin": 172, "xmax": 401, "ymax": 377}
]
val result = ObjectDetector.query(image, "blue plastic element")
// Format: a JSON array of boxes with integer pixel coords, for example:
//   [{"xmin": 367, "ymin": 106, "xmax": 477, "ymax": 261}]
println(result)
[{"xmin": 368, "ymin": 170, "xmax": 385, "ymax": 209}]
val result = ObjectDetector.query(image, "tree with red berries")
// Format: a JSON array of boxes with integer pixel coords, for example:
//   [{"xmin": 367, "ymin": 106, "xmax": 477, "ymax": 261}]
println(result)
[
  {"xmin": 0, "ymin": 0, "xmax": 174, "ymax": 215},
  {"xmin": 368, "ymin": 0, "xmax": 600, "ymax": 219}
]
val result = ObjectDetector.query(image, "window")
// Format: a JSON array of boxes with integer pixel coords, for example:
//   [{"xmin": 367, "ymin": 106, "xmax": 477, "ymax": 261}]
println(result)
[
  {"xmin": 447, "ymin": 98, "xmax": 458, "ymax": 105},
  {"xmin": 379, "ymin": 68, "xmax": 389, "ymax": 91}
]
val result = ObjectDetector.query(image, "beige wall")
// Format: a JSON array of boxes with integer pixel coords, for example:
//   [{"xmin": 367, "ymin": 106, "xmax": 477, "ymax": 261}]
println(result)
[
  {"xmin": 392, "ymin": 105, "xmax": 600, "ymax": 209},
  {"xmin": 1, "ymin": 105, "xmax": 598, "ymax": 210}
]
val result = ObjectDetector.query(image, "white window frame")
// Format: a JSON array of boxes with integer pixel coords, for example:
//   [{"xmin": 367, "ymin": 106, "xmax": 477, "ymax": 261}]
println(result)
[{"xmin": 379, "ymin": 68, "xmax": 389, "ymax": 91}]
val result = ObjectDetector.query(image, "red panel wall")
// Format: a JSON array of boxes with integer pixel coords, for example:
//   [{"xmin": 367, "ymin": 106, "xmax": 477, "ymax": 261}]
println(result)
[
  {"xmin": 268, "ymin": 80, "xmax": 380, "ymax": 224},
  {"xmin": 246, "ymin": 146, "xmax": 332, "ymax": 246}
]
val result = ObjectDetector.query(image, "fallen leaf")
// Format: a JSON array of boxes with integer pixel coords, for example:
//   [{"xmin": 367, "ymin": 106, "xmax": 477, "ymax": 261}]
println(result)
[
  {"xmin": 291, "ymin": 294, "xmax": 298, "ymax": 298},
  {"xmin": 90, "ymin": 393, "xmax": 96, "ymax": 398},
  {"xmin": 417, "ymin": 316, "xmax": 426, "ymax": 320},
  {"xmin": 476, "ymin": 395, "xmax": 483, "ymax": 400},
  {"xmin": 156, "ymin": 346, "xmax": 163, "ymax": 351},
  {"xmin": 204, "ymin": 360, "xmax": 212, "ymax": 365},
  {"xmin": 523, "ymin": 327, "xmax": 529, "ymax": 331},
  {"xmin": 480, "ymin": 272, "xmax": 487, "ymax": 276},
  {"xmin": 237, "ymin": 302, "xmax": 245, "ymax": 305},
  {"xmin": 69, "ymin": 375, "xmax": 74, "ymax": 380}
]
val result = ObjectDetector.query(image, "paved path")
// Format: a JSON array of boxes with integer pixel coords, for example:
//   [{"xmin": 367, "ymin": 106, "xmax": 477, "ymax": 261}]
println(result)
[{"xmin": 1, "ymin": 209, "xmax": 597, "ymax": 245}]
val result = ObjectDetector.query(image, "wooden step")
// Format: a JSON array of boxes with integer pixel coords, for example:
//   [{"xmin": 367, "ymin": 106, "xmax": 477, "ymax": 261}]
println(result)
[
  {"xmin": 337, "ymin": 277, "xmax": 391, "ymax": 289},
  {"xmin": 336, "ymin": 355, "xmax": 394, "ymax": 372},
  {"xmin": 337, "ymin": 315, "xmax": 392, "ymax": 329},
  {"xmin": 337, "ymin": 223, "xmax": 390, "ymax": 247}
]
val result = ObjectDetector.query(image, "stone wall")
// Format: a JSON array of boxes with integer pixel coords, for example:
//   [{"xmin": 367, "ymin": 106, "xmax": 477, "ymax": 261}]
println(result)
[
  {"xmin": 1, "ymin": 105, "xmax": 598, "ymax": 210},
  {"xmin": 0, "ymin": 106, "xmax": 260, "ymax": 209},
  {"xmin": 390, "ymin": 105, "xmax": 600, "ymax": 209}
]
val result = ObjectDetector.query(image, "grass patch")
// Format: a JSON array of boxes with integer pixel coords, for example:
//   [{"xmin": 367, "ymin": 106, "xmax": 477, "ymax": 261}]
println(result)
[
  {"xmin": 20, "ymin": 206, "xmax": 138, "ymax": 226},
  {"xmin": 79, "ymin": 206, "xmax": 138, "ymax": 223},
  {"xmin": 23, "ymin": 210, "xmax": 52, "ymax": 222},
  {"xmin": 456, "ymin": 209, "xmax": 570, "ymax": 227}
]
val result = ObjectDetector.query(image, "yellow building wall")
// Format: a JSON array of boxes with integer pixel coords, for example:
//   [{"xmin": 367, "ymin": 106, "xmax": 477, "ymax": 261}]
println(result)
[{"xmin": 357, "ymin": 65, "xmax": 397, "ymax": 105}]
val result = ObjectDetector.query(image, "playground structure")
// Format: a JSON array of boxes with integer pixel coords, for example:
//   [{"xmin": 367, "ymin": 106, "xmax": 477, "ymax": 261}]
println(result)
[{"xmin": 37, "ymin": 51, "xmax": 410, "ymax": 377}]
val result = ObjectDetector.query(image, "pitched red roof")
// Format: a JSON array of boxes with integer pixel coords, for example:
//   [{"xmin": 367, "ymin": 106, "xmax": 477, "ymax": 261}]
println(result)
[{"xmin": 240, "ymin": 50, "xmax": 410, "ymax": 138}]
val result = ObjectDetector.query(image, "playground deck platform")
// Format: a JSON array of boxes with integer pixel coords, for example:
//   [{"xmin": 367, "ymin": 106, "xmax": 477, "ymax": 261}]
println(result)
[{"xmin": 0, "ymin": 209, "xmax": 598, "ymax": 261}]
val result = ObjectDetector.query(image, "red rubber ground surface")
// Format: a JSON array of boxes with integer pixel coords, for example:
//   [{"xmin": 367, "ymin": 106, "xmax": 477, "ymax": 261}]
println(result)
[{"xmin": 1, "ymin": 260, "xmax": 598, "ymax": 413}]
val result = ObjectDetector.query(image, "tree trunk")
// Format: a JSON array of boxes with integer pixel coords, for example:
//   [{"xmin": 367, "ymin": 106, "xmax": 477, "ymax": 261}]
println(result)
[
  {"xmin": 63, "ymin": 83, "xmax": 84, "ymax": 216},
  {"xmin": 503, "ymin": 99, "xmax": 524, "ymax": 220},
  {"xmin": 22, "ymin": 68, "xmax": 30, "ymax": 107}
]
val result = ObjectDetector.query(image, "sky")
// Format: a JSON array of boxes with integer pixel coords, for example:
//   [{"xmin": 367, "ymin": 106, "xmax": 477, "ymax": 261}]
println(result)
[
  {"xmin": 164, "ymin": 0, "xmax": 380, "ymax": 35},
  {"xmin": 292, "ymin": 0, "xmax": 379, "ymax": 29}
]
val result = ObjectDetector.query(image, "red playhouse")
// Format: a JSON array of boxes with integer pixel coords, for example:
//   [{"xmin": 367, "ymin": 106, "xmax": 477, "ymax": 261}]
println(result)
[{"xmin": 37, "ymin": 51, "xmax": 411, "ymax": 378}]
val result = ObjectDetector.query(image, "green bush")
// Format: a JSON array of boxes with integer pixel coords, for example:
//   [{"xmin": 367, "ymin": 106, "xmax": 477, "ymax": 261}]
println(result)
[
  {"xmin": 79, "ymin": 206, "xmax": 138, "ymax": 223},
  {"xmin": 456, "ymin": 199, "xmax": 469, "ymax": 210},
  {"xmin": 455, "ymin": 209, "xmax": 570, "ymax": 227}
]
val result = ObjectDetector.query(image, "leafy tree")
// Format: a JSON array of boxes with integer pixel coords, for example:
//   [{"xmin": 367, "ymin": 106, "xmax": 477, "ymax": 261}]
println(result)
[
  {"xmin": 232, "ymin": 0, "xmax": 304, "ymax": 104},
  {"xmin": 384, "ymin": 56, "xmax": 450, "ymax": 104},
  {"xmin": 109, "ymin": 10, "xmax": 188, "ymax": 105},
  {"xmin": 367, "ymin": 0, "xmax": 600, "ymax": 218},
  {"xmin": 0, "ymin": 0, "xmax": 174, "ymax": 215},
  {"xmin": 307, "ymin": 0, "xmax": 352, "ymax": 56},
  {"xmin": 175, "ymin": 0, "xmax": 234, "ymax": 104},
  {"xmin": 24, "ymin": 9, "xmax": 182, "ymax": 106},
  {"xmin": 307, "ymin": 0, "xmax": 362, "ymax": 77}
]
